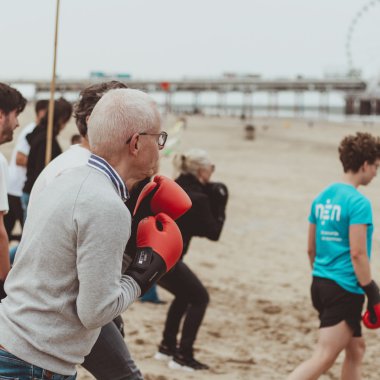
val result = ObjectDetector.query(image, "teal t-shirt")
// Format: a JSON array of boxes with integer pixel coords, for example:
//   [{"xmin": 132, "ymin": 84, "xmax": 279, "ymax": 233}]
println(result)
[{"xmin": 309, "ymin": 183, "xmax": 373, "ymax": 294}]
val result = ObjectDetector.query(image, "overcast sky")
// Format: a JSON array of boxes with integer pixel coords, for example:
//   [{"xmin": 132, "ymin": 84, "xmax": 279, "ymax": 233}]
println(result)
[{"xmin": 1, "ymin": 0, "xmax": 379, "ymax": 80}]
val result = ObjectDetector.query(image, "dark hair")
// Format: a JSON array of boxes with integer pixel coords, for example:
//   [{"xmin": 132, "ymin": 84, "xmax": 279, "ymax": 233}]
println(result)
[
  {"xmin": 35, "ymin": 99, "xmax": 49, "ymax": 115},
  {"xmin": 0, "ymin": 83, "xmax": 27, "ymax": 115},
  {"xmin": 74, "ymin": 81, "xmax": 128, "ymax": 137},
  {"xmin": 339, "ymin": 132, "xmax": 380, "ymax": 173},
  {"xmin": 71, "ymin": 134, "xmax": 82, "ymax": 144},
  {"xmin": 39, "ymin": 98, "xmax": 73, "ymax": 135}
]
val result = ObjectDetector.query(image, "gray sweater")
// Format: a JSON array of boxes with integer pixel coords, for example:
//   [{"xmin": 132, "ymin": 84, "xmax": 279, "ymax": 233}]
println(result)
[{"xmin": 0, "ymin": 165, "xmax": 140, "ymax": 375}]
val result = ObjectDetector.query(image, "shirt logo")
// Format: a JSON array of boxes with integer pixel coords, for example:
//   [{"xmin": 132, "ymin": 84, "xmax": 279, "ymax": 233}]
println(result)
[{"xmin": 315, "ymin": 199, "xmax": 341, "ymax": 225}]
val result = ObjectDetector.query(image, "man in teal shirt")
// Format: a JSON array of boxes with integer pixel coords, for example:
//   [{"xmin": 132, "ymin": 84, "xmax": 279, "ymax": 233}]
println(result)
[
  {"xmin": 289, "ymin": 132, "xmax": 380, "ymax": 380},
  {"xmin": 310, "ymin": 183, "xmax": 373, "ymax": 294}
]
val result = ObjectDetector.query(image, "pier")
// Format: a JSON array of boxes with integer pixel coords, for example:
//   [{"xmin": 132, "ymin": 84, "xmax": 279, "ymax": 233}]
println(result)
[{"xmin": 6, "ymin": 76, "xmax": 379, "ymax": 116}]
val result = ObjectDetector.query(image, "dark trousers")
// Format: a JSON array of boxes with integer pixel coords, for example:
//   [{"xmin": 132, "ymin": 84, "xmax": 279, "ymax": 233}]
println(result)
[
  {"xmin": 82, "ymin": 319, "xmax": 143, "ymax": 380},
  {"xmin": 158, "ymin": 261, "xmax": 209, "ymax": 355},
  {"xmin": 4, "ymin": 195, "xmax": 23, "ymax": 240}
]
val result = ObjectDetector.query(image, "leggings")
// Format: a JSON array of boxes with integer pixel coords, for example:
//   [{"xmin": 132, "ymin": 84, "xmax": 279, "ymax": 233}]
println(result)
[
  {"xmin": 158, "ymin": 261, "xmax": 209, "ymax": 355},
  {"xmin": 82, "ymin": 318, "xmax": 143, "ymax": 380}
]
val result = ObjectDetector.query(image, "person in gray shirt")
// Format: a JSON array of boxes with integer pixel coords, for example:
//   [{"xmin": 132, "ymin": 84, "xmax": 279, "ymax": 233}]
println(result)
[
  {"xmin": 0, "ymin": 88, "xmax": 183, "ymax": 379},
  {"xmin": 28, "ymin": 81, "xmax": 145, "ymax": 380}
]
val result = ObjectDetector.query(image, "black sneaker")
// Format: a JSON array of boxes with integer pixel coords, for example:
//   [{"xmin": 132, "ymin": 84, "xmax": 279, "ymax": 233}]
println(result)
[
  {"xmin": 154, "ymin": 342, "xmax": 176, "ymax": 361},
  {"xmin": 169, "ymin": 352, "xmax": 209, "ymax": 371}
]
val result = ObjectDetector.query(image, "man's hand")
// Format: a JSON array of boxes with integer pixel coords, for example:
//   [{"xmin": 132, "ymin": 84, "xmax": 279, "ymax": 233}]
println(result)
[
  {"xmin": 125, "ymin": 213, "xmax": 183, "ymax": 295},
  {"xmin": 362, "ymin": 280, "xmax": 380, "ymax": 329}
]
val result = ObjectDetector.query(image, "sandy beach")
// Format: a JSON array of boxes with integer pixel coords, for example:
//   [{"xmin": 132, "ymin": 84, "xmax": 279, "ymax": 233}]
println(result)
[{"xmin": 2, "ymin": 108, "xmax": 380, "ymax": 380}]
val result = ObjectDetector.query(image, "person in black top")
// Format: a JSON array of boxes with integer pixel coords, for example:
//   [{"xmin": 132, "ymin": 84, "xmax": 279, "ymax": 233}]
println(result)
[
  {"xmin": 155, "ymin": 148, "xmax": 228, "ymax": 371},
  {"xmin": 22, "ymin": 98, "xmax": 72, "ymax": 220}
]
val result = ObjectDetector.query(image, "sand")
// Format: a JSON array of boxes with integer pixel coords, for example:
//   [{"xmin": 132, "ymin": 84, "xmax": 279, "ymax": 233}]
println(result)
[{"xmin": 2, "ymin": 108, "xmax": 380, "ymax": 380}]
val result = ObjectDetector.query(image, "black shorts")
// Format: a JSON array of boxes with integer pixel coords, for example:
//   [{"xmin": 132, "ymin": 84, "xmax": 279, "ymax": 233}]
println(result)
[{"xmin": 311, "ymin": 276, "xmax": 365, "ymax": 337}]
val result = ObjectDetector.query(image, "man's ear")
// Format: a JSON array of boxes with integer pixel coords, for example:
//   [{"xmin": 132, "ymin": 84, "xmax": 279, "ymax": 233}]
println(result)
[{"xmin": 128, "ymin": 133, "xmax": 139, "ymax": 156}]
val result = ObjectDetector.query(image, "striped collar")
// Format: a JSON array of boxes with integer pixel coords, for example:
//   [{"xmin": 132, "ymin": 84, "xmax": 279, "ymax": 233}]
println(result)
[{"xmin": 87, "ymin": 154, "xmax": 129, "ymax": 202}]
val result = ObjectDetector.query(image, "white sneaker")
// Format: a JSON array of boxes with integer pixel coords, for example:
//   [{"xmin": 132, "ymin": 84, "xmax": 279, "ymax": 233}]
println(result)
[
  {"xmin": 154, "ymin": 351, "xmax": 172, "ymax": 361},
  {"xmin": 168, "ymin": 359, "xmax": 195, "ymax": 372}
]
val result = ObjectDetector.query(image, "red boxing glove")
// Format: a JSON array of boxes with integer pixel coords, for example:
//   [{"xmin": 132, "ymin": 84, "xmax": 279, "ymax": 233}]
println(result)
[
  {"xmin": 133, "ymin": 175, "xmax": 191, "ymax": 221},
  {"xmin": 125, "ymin": 213, "xmax": 183, "ymax": 294},
  {"xmin": 363, "ymin": 304, "xmax": 380, "ymax": 329}
]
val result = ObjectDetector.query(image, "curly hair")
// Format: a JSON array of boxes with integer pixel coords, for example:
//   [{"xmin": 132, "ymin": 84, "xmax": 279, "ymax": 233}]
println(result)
[
  {"xmin": 339, "ymin": 132, "xmax": 380, "ymax": 173},
  {"xmin": 74, "ymin": 81, "xmax": 127, "ymax": 137}
]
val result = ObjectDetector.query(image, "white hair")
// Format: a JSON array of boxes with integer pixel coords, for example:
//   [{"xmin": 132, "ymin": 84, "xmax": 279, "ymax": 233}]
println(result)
[
  {"xmin": 87, "ymin": 88, "xmax": 160, "ymax": 158},
  {"xmin": 173, "ymin": 148, "xmax": 212, "ymax": 177}
]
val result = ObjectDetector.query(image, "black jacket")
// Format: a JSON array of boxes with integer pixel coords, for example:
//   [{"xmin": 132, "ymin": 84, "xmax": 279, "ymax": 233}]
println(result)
[
  {"xmin": 0, "ymin": 280, "xmax": 5, "ymax": 301},
  {"xmin": 23, "ymin": 125, "xmax": 62, "ymax": 194},
  {"xmin": 175, "ymin": 174, "xmax": 225, "ymax": 256}
]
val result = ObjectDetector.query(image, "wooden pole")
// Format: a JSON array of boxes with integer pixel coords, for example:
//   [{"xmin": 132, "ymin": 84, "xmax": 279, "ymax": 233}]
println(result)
[{"xmin": 45, "ymin": 0, "xmax": 60, "ymax": 166}]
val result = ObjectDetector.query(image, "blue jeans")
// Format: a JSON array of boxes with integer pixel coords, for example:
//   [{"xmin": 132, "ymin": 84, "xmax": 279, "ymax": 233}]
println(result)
[
  {"xmin": 9, "ymin": 245, "xmax": 18, "ymax": 265},
  {"xmin": 139, "ymin": 284, "xmax": 162, "ymax": 303},
  {"xmin": 21, "ymin": 192, "xmax": 30, "ymax": 223},
  {"xmin": 0, "ymin": 348, "xmax": 76, "ymax": 380}
]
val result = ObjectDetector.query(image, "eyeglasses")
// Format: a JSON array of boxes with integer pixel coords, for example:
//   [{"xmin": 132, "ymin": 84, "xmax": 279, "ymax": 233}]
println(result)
[
  {"xmin": 126, "ymin": 131, "xmax": 168, "ymax": 150},
  {"xmin": 204, "ymin": 164, "xmax": 215, "ymax": 172}
]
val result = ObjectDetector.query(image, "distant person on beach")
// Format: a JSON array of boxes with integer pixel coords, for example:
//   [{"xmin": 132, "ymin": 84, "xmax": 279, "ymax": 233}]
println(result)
[
  {"xmin": 0, "ymin": 83, "xmax": 26, "ymax": 300},
  {"xmin": 154, "ymin": 148, "xmax": 228, "ymax": 371},
  {"xmin": 4, "ymin": 99, "xmax": 48, "ymax": 241},
  {"xmin": 0, "ymin": 88, "xmax": 188, "ymax": 379},
  {"xmin": 288, "ymin": 132, "xmax": 380, "ymax": 380},
  {"xmin": 29, "ymin": 81, "xmax": 148, "ymax": 380},
  {"xmin": 22, "ymin": 98, "xmax": 72, "ymax": 220}
]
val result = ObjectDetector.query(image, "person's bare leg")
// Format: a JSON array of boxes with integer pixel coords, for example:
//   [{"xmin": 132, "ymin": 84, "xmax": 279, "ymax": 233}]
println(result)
[
  {"xmin": 287, "ymin": 321, "xmax": 353, "ymax": 380},
  {"xmin": 341, "ymin": 337, "xmax": 365, "ymax": 380}
]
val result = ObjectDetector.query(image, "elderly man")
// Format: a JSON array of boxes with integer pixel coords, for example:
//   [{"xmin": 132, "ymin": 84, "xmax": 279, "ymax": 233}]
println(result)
[
  {"xmin": 0, "ymin": 83, "xmax": 26, "ymax": 299},
  {"xmin": 29, "ymin": 81, "xmax": 146, "ymax": 380},
  {"xmin": 0, "ymin": 88, "xmax": 190, "ymax": 379}
]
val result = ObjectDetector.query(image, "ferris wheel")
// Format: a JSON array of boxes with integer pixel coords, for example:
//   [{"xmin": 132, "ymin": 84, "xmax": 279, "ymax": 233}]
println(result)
[{"xmin": 346, "ymin": 0, "xmax": 380, "ymax": 78}]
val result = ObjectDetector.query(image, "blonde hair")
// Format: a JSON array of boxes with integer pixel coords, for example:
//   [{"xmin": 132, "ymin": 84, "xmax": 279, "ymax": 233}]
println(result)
[{"xmin": 173, "ymin": 148, "xmax": 212, "ymax": 177}]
